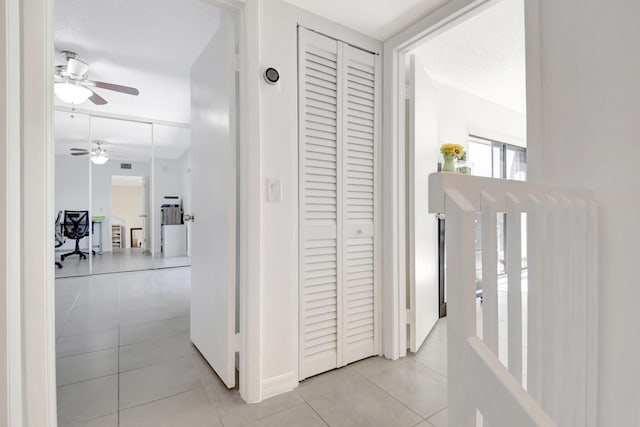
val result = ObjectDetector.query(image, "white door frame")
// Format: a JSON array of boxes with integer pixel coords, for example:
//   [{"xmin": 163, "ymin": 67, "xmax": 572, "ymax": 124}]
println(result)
[
  {"xmin": 380, "ymin": 0, "xmax": 542, "ymax": 359},
  {"xmin": 1, "ymin": 0, "xmax": 262, "ymax": 424}
]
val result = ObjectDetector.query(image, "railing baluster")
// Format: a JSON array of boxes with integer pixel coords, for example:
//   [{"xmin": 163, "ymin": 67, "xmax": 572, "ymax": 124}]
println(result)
[
  {"xmin": 506, "ymin": 194, "xmax": 522, "ymax": 385},
  {"xmin": 481, "ymin": 192, "xmax": 499, "ymax": 355},
  {"xmin": 526, "ymin": 195, "xmax": 543, "ymax": 403},
  {"xmin": 446, "ymin": 189, "xmax": 479, "ymax": 427},
  {"xmin": 557, "ymin": 197, "xmax": 575, "ymax": 426},
  {"xmin": 572, "ymin": 198, "xmax": 588, "ymax": 427},
  {"xmin": 541, "ymin": 196, "xmax": 558, "ymax": 421},
  {"xmin": 586, "ymin": 201, "xmax": 599, "ymax": 427}
]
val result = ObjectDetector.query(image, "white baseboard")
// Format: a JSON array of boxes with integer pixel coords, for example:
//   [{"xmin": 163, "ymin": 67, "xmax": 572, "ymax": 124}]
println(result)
[{"xmin": 261, "ymin": 372, "xmax": 297, "ymax": 400}]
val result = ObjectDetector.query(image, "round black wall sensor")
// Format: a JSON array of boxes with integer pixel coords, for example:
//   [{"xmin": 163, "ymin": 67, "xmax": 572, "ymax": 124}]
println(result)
[{"xmin": 264, "ymin": 67, "xmax": 280, "ymax": 84}]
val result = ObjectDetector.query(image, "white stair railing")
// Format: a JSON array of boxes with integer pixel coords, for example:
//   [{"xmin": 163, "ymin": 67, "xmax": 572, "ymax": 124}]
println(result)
[{"xmin": 429, "ymin": 173, "xmax": 598, "ymax": 427}]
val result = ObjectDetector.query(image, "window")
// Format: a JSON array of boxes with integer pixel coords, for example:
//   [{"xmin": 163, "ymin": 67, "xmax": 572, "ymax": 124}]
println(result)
[{"xmin": 468, "ymin": 135, "xmax": 527, "ymax": 285}]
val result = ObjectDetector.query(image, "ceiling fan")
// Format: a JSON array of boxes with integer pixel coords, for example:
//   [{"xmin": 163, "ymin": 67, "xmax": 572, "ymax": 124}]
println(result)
[
  {"xmin": 54, "ymin": 50, "xmax": 140, "ymax": 105},
  {"xmin": 70, "ymin": 141, "xmax": 110, "ymax": 165}
]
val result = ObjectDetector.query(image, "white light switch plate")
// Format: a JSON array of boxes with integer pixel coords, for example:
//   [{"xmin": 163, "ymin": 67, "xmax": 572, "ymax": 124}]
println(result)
[{"xmin": 266, "ymin": 178, "xmax": 282, "ymax": 202}]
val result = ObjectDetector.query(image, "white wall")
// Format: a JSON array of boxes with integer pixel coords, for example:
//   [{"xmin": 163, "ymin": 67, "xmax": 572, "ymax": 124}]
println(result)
[
  {"xmin": 432, "ymin": 78, "xmax": 526, "ymax": 149},
  {"xmin": 531, "ymin": 1, "xmax": 640, "ymax": 424},
  {"xmin": 253, "ymin": 0, "xmax": 382, "ymax": 398}
]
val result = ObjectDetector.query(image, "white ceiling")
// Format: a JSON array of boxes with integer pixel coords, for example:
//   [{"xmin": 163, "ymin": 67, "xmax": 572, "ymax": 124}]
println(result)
[
  {"xmin": 283, "ymin": 0, "xmax": 449, "ymax": 40},
  {"xmin": 54, "ymin": 0, "xmax": 219, "ymax": 163},
  {"xmin": 55, "ymin": 0, "xmax": 220, "ymax": 124},
  {"xmin": 413, "ymin": 0, "xmax": 526, "ymax": 113}
]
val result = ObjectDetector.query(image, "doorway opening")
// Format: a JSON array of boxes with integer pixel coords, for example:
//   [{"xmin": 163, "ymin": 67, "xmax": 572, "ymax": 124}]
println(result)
[
  {"xmin": 403, "ymin": 0, "xmax": 527, "ymax": 359},
  {"xmin": 53, "ymin": 0, "xmax": 244, "ymax": 424}
]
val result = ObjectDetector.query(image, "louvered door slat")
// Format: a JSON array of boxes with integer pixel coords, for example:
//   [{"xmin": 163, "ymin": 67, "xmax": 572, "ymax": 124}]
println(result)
[{"xmin": 341, "ymin": 44, "xmax": 378, "ymax": 366}]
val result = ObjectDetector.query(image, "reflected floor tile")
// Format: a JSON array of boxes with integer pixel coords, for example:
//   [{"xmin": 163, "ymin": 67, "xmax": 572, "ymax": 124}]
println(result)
[
  {"xmin": 118, "ymin": 355, "xmax": 201, "ymax": 409},
  {"xmin": 119, "ymin": 387, "xmax": 220, "ymax": 427},
  {"xmin": 368, "ymin": 359, "xmax": 447, "ymax": 419},
  {"xmin": 57, "ymin": 375, "xmax": 118, "ymax": 426},
  {"xmin": 57, "ymin": 348, "xmax": 118, "ymax": 386},
  {"xmin": 245, "ymin": 403, "xmax": 327, "ymax": 427},
  {"xmin": 305, "ymin": 379, "xmax": 422, "ymax": 427}
]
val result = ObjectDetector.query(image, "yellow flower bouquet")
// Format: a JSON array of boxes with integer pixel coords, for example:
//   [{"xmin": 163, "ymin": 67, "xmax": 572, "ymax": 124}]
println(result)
[{"xmin": 440, "ymin": 143, "xmax": 465, "ymax": 172}]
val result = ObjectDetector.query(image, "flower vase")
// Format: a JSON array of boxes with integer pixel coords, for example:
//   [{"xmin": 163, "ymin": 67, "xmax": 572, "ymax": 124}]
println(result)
[{"xmin": 443, "ymin": 155, "xmax": 456, "ymax": 172}]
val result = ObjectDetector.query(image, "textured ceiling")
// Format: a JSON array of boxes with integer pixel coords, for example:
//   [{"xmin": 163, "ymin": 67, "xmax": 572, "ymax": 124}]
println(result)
[
  {"xmin": 54, "ymin": 0, "xmax": 219, "ymax": 162},
  {"xmin": 283, "ymin": 0, "xmax": 449, "ymax": 40},
  {"xmin": 413, "ymin": 0, "xmax": 526, "ymax": 113}
]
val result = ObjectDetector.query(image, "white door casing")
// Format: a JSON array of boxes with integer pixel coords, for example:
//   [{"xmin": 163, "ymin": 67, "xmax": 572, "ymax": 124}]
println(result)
[
  {"xmin": 407, "ymin": 54, "xmax": 439, "ymax": 352},
  {"xmin": 190, "ymin": 9, "xmax": 238, "ymax": 388},
  {"xmin": 298, "ymin": 27, "xmax": 379, "ymax": 380}
]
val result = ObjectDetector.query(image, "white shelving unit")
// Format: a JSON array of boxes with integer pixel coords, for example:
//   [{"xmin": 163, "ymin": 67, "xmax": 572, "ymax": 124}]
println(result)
[{"xmin": 112, "ymin": 224, "xmax": 123, "ymax": 249}]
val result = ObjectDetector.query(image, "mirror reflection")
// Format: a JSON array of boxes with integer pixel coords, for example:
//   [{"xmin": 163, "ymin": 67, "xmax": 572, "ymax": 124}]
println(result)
[
  {"xmin": 54, "ymin": 114, "xmax": 191, "ymax": 277},
  {"xmin": 55, "ymin": 111, "xmax": 92, "ymax": 277}
]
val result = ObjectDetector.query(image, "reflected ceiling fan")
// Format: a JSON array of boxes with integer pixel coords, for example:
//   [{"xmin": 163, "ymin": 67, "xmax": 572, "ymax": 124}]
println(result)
[
  {"xmin": 54, "ymin": 50, "xmax": 140, "ymax": 105},
  {"xmin": 70, "ymin": 141, "xmax": 110, "ymax": 165}
]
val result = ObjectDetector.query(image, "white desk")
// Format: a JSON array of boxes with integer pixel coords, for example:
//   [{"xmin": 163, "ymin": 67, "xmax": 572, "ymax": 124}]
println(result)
[{"xmin": 162, "ymin": 224, "xmax": 187, "ymax": 257}]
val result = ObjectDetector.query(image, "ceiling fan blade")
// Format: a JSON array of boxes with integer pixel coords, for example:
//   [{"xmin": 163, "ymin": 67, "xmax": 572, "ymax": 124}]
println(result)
[
  {"xmin": 70, "ymin": 152, "xmax": 89, "ymax": 156},
  {"xmin": 88, "ymin": 90, "xmax": 108, "ymax": 105},
  {"xmin": 86, "ymin": 80, "xmax": 139, "ymax": 96},
  {"xmin": 67, "ymin": 58, "xmax": 89, "ymax": 79},
  {"xmin": 70, "ymin": 147, "xmax": 89, "ymax": 151}
]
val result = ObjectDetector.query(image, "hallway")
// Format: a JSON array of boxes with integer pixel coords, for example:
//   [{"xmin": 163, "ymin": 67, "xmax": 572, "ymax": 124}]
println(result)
[{"xmin": 55, "ymin": 267, "xmax": 449, "ymax": 426}]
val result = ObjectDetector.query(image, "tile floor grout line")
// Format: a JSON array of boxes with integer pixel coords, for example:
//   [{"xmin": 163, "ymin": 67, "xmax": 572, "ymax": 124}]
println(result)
[
  {"xmin": 56, "ymin": 345, "xmax": 119, "ymax": 361},
  {"xmin": 55, "ymin": 278, "xmax": 84, "ymax": 340},
  {"xmin": 410, "ymin": 357, "xmax": 448, "ymax": 380},
  {"xmin": 297, "ymin": 398, "xmax": 331, "ymax": 427},
  {"xmin": 425, "ymin": 406, "xmax": 447, "ymax": 424},
  {"xmin": 361, "ymin": 376, "xmax": 427, "ymax": 421},
  {"xmin": 56, "ymin": 372, "xmax": 120, "ymax": 389}
]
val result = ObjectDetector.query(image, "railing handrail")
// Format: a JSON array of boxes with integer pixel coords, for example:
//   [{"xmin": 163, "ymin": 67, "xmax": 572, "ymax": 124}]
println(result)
[{"xmin": 428, "ymin": 172, "xmax": 595, "ymax": 213}]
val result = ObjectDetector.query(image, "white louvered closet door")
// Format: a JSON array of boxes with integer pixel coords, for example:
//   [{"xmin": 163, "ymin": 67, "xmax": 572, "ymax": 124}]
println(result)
[
  {"xmin": 340, "ymin": 45, "xmax": 378, "ymax": 365},
  {"xmin": 299, "ymin": 28, "xmax": 378, "ymax": 380},
  {"xmin": 298, "ymin": 28, "xmax": 342, "ymax": 380}
]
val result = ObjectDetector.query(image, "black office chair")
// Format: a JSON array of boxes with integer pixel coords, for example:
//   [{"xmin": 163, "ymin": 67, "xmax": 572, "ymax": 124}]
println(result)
[
  {"xmin": 60, "ymin": 210, "xmax": 91, "ymax": 261},
  {"xmin": 54, "ymin": 210, "xmax": 65, "ymax": 269}
]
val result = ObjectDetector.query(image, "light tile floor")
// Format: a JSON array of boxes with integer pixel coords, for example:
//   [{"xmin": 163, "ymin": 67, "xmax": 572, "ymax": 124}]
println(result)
[{"xmin": 56, "ymin": 267, "xmax": 450, "ymax": 426}]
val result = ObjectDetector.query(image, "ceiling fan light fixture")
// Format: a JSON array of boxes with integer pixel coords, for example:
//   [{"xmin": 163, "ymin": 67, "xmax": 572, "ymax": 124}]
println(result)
[
  {"xmin": 91, "ymin": 149, "xmax": 109, "ymax": 165},
  {"xmin": 91, "ymin": 153, "xmax": 109, "ymax": 165},
  {"xmin": 54, "ymin": 80, "xmax": 92, "ymax": 105}
]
